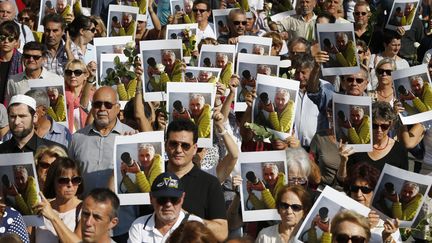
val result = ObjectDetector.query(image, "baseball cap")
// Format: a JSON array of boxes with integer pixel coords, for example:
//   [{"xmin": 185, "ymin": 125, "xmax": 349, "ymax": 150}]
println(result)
[
  {"xmin": 151, "ymin": 172, "xmax": 184, "ymax": 198},
  {"xmin": 9, "ymin": 95, "xmax": 36, "ymax": 111}
]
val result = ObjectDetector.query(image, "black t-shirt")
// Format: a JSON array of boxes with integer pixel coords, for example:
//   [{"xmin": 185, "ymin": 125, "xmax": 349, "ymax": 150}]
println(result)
[
  {"xmin": 180, "ymin": 165, "xmax": 227, "ymax": 220},
  {"xmin": 0, "ymin": 61, "xmax": 11, "ymax": 103},
  {"xmin": 0, "ymin": 133, "xmax": 67, "ymax": 155},
  {"xmin": 347, "ymin": 140, "xmax": 408, "ymax": 173}
]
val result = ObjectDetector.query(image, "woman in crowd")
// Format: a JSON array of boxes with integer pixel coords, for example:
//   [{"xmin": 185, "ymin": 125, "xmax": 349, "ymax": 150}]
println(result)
[
  {"xmin": 66, "ymin": 15, "xmax": 97, "ymax": 64},
  {"xmin": 135, "ymin": 0, "xmax": 162, "ymax": 42},
  {"xmin": 287, "ymin": 147, "xmax": 321, "ymax": 190},
  {"xmin": 34, "ymin": 158, "xmax": 84, "ymax": 242},
  {"xmin": 64, "ymin": 59, "xmax": 95, "ymax": 133},
  {"xmin": 329, "ymin": 210, "xmax": 371, "ymax": 243},
  {"xmin": 372, "ymin": 58, "xmax": 396, "ymax": 102},
  {"xmin": 34, "ymin": 145, "xmax": 68, "ymax": 190},
  {"xmin": 89, "ymin": 16, "xmax": 107, "ymax": 38},
  {"xmin": 255, "ymin": 185, "xmax": 312, "ymax": 242},
  {"xmin": 345, "ymin": 162, "xmax": 401, "ymax": 242},
  {"xmin": 338, "ymin": 101, "xmax": 408, "ymax": 181}
]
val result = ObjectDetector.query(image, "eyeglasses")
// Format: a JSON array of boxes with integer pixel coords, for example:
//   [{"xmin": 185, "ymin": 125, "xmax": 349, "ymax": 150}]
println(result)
[
  {"xmin": 354, "ymin": 11, "xmax": 367, "ymax": 16},
  {"xmin": 193, "ymin": 8, "xmax": 207, "ymax": 13},
  {"xmin": 233, "ymin": 21, "xmax": 247, "ymax": 26},
  {"xmin": 92, "ymin": 101, "xmax": 116, "ymax": 109},
  {"xmin": 346, "ymin": 77, "xmax": 365, "ymax": 84},
  {"xmin": 335, "ymin": 234, "xmax": 366, "ymax": 243},
  {"xmin": 167, "ymin": 141, "xmax": 193, "ymax": 151},
  {"xmin": 372, "ymin": 123, "xmax": 391, "ymax": 130},
  {"xmin": 57, "ymin": 176, "xmax": 82, "ymax": 185},
  {"xmin": 278, "ymin": 202, "xmax": 303, "ymax": 212},
  {"xmin": 22, "ymin": 53, "xmax": 43, "ymax": 60},
  {"xmin": 156, "ymin": 197, "xmax": 181, "ymax": 205},
  {"xmin": 288, "ymin": 177, "xmax": 308, "ymax": 185},
  {"xmin": 64, "ymin": 69, "xmax": 84, "ymax": 76},
  {"xmin": 38, "ymin": 161, "xmax": 51, "ymax": 169},
  {"xmin": 0, "ymin": 35, "xmax": 16, "ymax": 42},
  {"xmin": 376, "ymin": 68, "xmax": 392, "ymax": 76},
  {"xmin": 86, "ymin": 27, "xmax": 97, "ymax": 33},
  {"xmin": 350, "ymin": 185, "xmax": 373, "ymax": 194}
]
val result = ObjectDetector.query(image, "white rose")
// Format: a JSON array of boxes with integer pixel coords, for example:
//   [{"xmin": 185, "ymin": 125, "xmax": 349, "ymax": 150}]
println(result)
[
  {"xmin": 156, "ymin": 63, "xmax": 165, "ymax": 72},
  {"xmin": 125, "ymin": 41, "xmax": 135, "ymax": 49}
]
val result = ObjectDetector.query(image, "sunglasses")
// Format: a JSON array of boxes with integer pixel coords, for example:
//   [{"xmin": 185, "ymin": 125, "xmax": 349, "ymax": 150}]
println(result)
[
  {"xmin": 0, "ymin": 35, "xmax": 16, "ymax": 42},
  {"xmin": 288, "ymin": 177, "xmax": 308, "ymax": 185},
  {"xmin": 372, "ymin": 123, "xmax": 391, "ymax": 130},
  {"xmin": 167, "ymin": 141, "xmax": 193, "ymax": 151},
  {"xmin": 278, "ymin": 202, "xmax": 303, "ymax": 212},
  {"xmin": 233, "ymin": 21, "xmax": 247, "ymax": 26},
  {"xmin": 376, "ymin": 68, "xmax": 392, "ymax": 76},
  {"xmin": 92, "ymin": 101, "xmax": 116, "ymax": 109},
  {"xmin": 354, "ymin": 11, "xmax": 367, "ymax": 16},
  {"xmin": 192, "ymin": 8, "xmax": 207, "ymax": 13},
  {"xmin": 57, "ymin": 176, "xmax": 82, "ymax": 185},
  {"xmin": 350, "ymin": 185, "xmax": 373, "ymax": 194},
  {"xmin": 38, "ymin": 161, "xmax": 51, "ymax": 169},
  {"xmin": 335, "ymin": 234, "xmax": 366, "ymax": 243},
  {"xmin": 156, "ymin": 197, "xmax": 181, "ymax": 205},
  {"xmin": 86, "ymin": 27, "xmax": 97, "ymax": 33},
  {"xmin": 22, "ymin": 53, "xmax": 43, "ymax": 60},
  {"xmin": 357, "ymin": 50, "xmax": 364, "ymax": 54},
  {"xmin": 346, "ymin": 77, "xmax": 365, "ymax": 84},
  {"xmin": 65, "ymin": 69, "xmax": 84, "ymax": 76}
]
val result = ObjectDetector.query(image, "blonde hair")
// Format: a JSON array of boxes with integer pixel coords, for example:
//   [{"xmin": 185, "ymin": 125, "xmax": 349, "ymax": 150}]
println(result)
[
  {"xmin": 331, "ymin": 210, "xmax": 371, "ymax": 241},
  {"xmin": 34, "ymin": 145, "xmax": 68, "ymax": 166}
]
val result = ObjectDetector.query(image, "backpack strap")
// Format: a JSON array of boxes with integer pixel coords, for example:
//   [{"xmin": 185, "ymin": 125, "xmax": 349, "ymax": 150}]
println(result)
[{"xmin": 74, "ymin": 202, "xmax": 83, "ymax": 231}]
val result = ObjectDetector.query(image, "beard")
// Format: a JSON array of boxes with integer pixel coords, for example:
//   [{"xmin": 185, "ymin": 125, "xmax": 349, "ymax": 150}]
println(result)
[{"xmin": 12, "ymin": 125, "xmax": 33, "ymax": 139}]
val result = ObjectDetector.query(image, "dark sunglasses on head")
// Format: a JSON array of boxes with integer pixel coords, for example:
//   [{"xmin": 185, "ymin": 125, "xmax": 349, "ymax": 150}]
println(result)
[
  {"xmin": 156, "ymin": 197, "xmax": 181, "ymax": 205},
  {"xmin": 38, "ymin": 161, "xmax": 51, "ymax": 169},
  {"xmin": 92, "ymin": 101, "xmax": 116, "ymax": 109},
  {"xmin": 346, "ymin": 77, "xmax": 365, "ymax": 84},
  {"xmin": 0, "ymin": 35, "xmax": 16, "ymax": 42},
  {"xmin": 335, "ymin": 234, "xmax": 366, "ymax": 243},
  {"xmin": 167, "ymin": 141, "xmax": 193, "ymax": 151},
  {"xmin": 278, "ymin": 202, "xmax": 303, "ymax": 212},
  {"xmin": 192, "ymin": 8, "xmax": 207, "ymax": 13},
  {"xmin": 233, "ymin": 20, "xmax": 247, "ymax": 26},
  {"xmin": 350, "ymin": 185, "xmax": 373, "ymax": 194},
  {"xmin": 86, "ymin": 27, "xmax": 97, "ymax": 33},
  {"xmin": 57, "ymin": 176, "xmax": 82, "ymax": 185},
  {"xmin": 65, "ymin": 69, "xmax": 84, "ymax": 76},
  {"xmin": 354, "ymin": 11, "xmax": 367, "ymax": 16},
  {"xmin": 372, "ymin": 123, "xmax": 391, "ymax": 130},
  {"xmin": 376, "ymin": 68, "xmax": 392, "ymax": 76},
  {"xmin": 22, "ymin": 53, "xmax": 43, "ymax": 60}
]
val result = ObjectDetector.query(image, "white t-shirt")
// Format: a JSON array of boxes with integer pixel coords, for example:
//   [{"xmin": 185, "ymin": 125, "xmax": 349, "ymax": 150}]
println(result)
[{"xmin": 36, "ymin": 207, "xmax": 80, "ymax": 243}]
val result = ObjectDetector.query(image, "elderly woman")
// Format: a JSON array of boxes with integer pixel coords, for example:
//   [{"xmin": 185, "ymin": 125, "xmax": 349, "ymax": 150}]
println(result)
[
  {"xmin": 34, "ymin": 145, "xmax": 68, "ymax": 190},
  {"xmin": 34, "ymin": 158, "xmax": 84, "ymax": 242},
  {"xmin": 189, "ymin": 94, "xmax": 211, "ymax": 138},
  {"xmin": 338, "ymin": 101, "xmax": 408, "ymax": 181},
  {"xmin": 256, "ymin": 185, "xmax": 312, "ymax": 242},
  {"xmin": 345, "ymin": 162, "xmax": 402, "ymax": 242},
  {"xmin": 286, "ymin": 147, "xmax": 321, "ymax": 189},
  {"xmin": 373, "ymin": 58, "xmax": 396, "ymax": 102}
]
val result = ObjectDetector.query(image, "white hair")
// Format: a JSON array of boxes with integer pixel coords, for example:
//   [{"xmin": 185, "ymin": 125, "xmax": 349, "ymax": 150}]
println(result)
[
  {"xmin": 162, "ymin": 50, "xmax": 176, "ymax": 59},
  {"xmin": 350, "ymin": 105, "xmax": 364, "ymax": 118},
  {"xmin": 189, "ymin": 93, "xmax": 205, "ymax": 105},
  {"xmin": 262, "ymin": 163, "xmax": 279, "ymax": 174},
  {"xmin": 275, "ymin": 88, "xmax": 290, "ymax": 100},
  {"xmin": 138, "ymin": 143, "xmax": 155, "ymax": 155},
  {"xmin": 409, "ymin": 75, "xmax": 424, "ymax": 87}
]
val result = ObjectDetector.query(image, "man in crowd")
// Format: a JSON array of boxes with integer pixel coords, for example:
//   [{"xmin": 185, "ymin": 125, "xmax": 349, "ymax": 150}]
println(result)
[
  {"xmin": 218, "ymin": 8, "xmax": 246, "ymax": 44},
  {"xmin": 0, "ymin": 1, "xmax": 34, "ymax": 51},
  {"xmin": 189, "ymin": 94, "xmax": 211, "ymax": 138},
  {"xmin": 193, "ymin": 0, "xmax": 216, "ymax": 40},
  {"xmin": 128, "ymin": 172, "xmax": 202, "ymax": 242},
  {"xmin": 42, "ymin": 14, "xmax": 68, "ymax": 76}
]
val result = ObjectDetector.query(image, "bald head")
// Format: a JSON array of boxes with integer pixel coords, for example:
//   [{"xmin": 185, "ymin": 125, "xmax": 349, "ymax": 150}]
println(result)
[
  {"xmin": 91, "ymin": 86, "xmax": 120, "ymax": 131},
  {"xmin": 0, "ymin": 1, "xmax": 16, "ymax": 22}
]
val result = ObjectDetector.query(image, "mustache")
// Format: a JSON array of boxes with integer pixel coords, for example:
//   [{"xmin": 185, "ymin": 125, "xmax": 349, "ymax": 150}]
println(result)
[{"xmin": 97, "ymin": 111, "xmax": 109, "ymax": 116}]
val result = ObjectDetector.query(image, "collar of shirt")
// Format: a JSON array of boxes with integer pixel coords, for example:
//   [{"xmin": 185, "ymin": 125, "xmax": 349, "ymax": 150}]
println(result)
[
  {"xmin": 47, "ymin": 116, "xmax": 62, "ymax": 134},
  {"xmin": 8, "ymin": 133, "xmax": 38, "ymax": 152},
  {"xmin": 297, "ymin": 13, "xmax": 317, "ymax": 23},
  {"xmin": 23, "ymin": 67, "xmax": 49, "ymax": 80},
  {"xmin": 87, "ymin": 118, "xmax": 125, "ymax": 136},
  {"xmin": 144, "ymin": 211, "xmax": 186, "ymax": 235}
]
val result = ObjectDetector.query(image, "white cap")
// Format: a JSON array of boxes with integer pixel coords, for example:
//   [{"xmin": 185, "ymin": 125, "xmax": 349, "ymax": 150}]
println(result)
[{"xmin": 9, "ymin": 95, "xmax": 37, "ymax": 111}]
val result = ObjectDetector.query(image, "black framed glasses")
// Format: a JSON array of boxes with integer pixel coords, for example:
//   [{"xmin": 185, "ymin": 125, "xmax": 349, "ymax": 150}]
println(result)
[
  {"xmin": 376, "ymin": 68, "xmax": 392, "ymax": 76},
  {"xmin": 350, "ymin": 185, "xmax": 373, "ymax": 194},
  {"xmin": 92, "ymin": 101, "xmax": 116, "ymax": 109},
  {"xmin": 57, "ymin": 176, "xmax": 82, "ymax": 185},
  {"xmin": 233, "ymin": 20, "xmax": 247, "ymax": 26},
  {"xmin": 192, "ymin": 8, "xmax": 207, "ymax": 13},
  {"xmin": 38, "ymin": 161, "xmax": 51, "ymax": 169},
  {"xmin": 156, "ymin": 197, "xmax": 181, "ymax": 205},
  {"xmin": 0, "ymin": 35, "xmax": 16, "ymax": 42},
  {"xmin": 346, "ymin": 77, "xmax": 365, "ymax": 84},
  {"xmin": 335, "ymin": 234, "xmax": 366, "ymax": 243},
  {"xmin": 22, "ymin": 53, "xmax": 43, "ymax": 61},
  {"xmin": 167, "ymin": 141, "xmax": 193, "ymax": 151},
  {"xmin": 278, "ymin": 202, "xmax": 303, "ymax": 212},
  {"xmin": 65, "ymin": 69, "xmax": 84, "ymax": 76},
  {"xmin": 372, "ymin": 123, "xmax": 391, "ymax": 130},
  {"xmin": 354, "ymin": 11, "xmax": 367, "ymax": 16},
  {"xmin": 357, "ymin": 50, "xmax": 365, "ymax": 54}
]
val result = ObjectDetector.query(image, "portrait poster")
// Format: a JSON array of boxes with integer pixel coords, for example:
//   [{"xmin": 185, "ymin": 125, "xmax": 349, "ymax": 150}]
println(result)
[
  {"xmin": 237, "ymin": 35, "xmax": 272, "ymax": 56},
  {"xmin": 184, "ymin": 66, "xmax": 222, "ymax": 83},
  {"xmin": 166, "ymin": 23, "xmax": 199, "ymax": 56},
  {"xmin": 212, "ymin": 9, "xmax": 236, "ymax": 39},
  {"xmin": 107, "ymin": 5, "xmax": 139, "ymax": 39},
  {"xmin": 386, "ymin": 0, "xmax": 419, "ymax": 31}
]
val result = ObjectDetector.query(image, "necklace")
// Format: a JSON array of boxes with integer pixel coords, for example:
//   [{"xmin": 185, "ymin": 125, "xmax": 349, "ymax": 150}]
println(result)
[
  {"xmin": 377, "ymin": 90, "xmax": 394, "ymax": 99},
  {"xmin": 373, "ymin": 136, "xmax": 389, "ymax": 150}
]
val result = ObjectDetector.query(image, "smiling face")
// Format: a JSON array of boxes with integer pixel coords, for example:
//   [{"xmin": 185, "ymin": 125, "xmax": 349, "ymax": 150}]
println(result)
[
  {"xmin": 400, "ymin": 183, "xmax": 419, "ymax": 204},
  {"xmin": 189, "ymin": 97, "xmax": 204, "ymax": 117},
  {"xmin": 138, "ymin": 148, "xmax": 155, "ymax": 168},
  {"xmin": 277, "ymin": 191, "xmax": 304, "ymax": 227},
  {"xmin": 325, "ymin": 0, "xmax": 340, "ymax": 16},
  {"xmin": 274, "ymin": 92, "xmax": 289, "ymax": 111},
  {"xmin": 385, "ymin": 38, "xmax": 401, "ymax": 56},
  {"xmin": 229, "ymin": 12, "xmax": 246, "ymax": 37},
  {"xmin": 193, "ymin": 3, "xmax": 210, "ymax": 23}
]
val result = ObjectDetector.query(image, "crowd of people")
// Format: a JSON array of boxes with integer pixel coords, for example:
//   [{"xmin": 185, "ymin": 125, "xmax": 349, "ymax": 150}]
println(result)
[{"xmin": 0, "ymin": 0, "xmax": 431, "ymax": 242}]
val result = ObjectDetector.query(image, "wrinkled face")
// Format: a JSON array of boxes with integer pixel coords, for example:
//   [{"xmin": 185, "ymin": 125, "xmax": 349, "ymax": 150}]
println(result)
[
  {"xmin": 37, "ymin": 154, "xmax": 57, "ymax": 183},
  {"xmin": 81, "ymin": 197, "xmax": 117, "ymax": 243},
  {"xmin": 151, "ymin": 193, "xmax": 184, "ymax": 224},
  {"xmin": 55, "ymin": 168, "xmax": 80, "ymax": 200},
  {"xmin": 411, "ymin": 79, "xmax": 424, "ymax": 97},
  {"xmin": 47, "ymin": 88, "xmax": 59, "ymax": 104},
  {"xmin": 325, "ymin": 0, "xmax": 340, "ymax": 15},
  {"xmin": 122, "ymin": 15, "xmax": 131, "ymax": 27},
  {"xmin": 275, "ymin": 92, "xmax": 288, "ymax": 111},
  {"xmin": 289, "ymin": 43, "xmax": 307, "ymax": 60},
  {"xmin": 350, "ymin": 179, "xmax": 373, "ymax": 207},
  {"xmin": 354, "ymin": 5, "xmax": 369, "ymax": 25},
  {"xmin": 189, "ymin": 97, "xmax": 204, "ymax": 117},
  {"xmin": 0, "ymin": 2, "xmax": 15, "ymax": 22},
  {"xmin": 263, "ymin": 166, "xmax": 278, "ymax": 187},
  {"xmin": 277, "ymin": 191, "xmax": 304, "ymax": 227},
  {"xmin": 198, "ymin": 72, "xmax": 211, "ymax": 82},
  {"xmin": 345, "ymin": 71, "xmax": 368, "ymax": 96},
  {"xmin": 400, "ymin": 184, "xmax": 418, "ymax": 203},
  {"xmin": 385, "ymin": 38, "xmax": 401, "ymax": 56},
  {"xmin": 14, "ymin": 170, "xmax": 28, "ymax": 192},
  {"xmin": 8, "ymin": 104, "xmax": 35, "ymax": 140},
  {"xmin": 229, "ymin": 13, "xmax": 246, "ymax": 36},
  {"xmin": 65, "ymin": 63, "xmax": 87, "ymax": 88},
  {"xmin": 91, "ymin": 88, "xmax": 120, "ymax": 129},
  {"xmin": 56, "ymin": 0, "xmax": 67, "ymax": 13},
  {"xmin": 162, "ymin": 53, "xmax": 175, "ymax": 69},
  {"xmin": 216, "ymin": 55, "xmax": 227, "ymax": 68},
  {"xmin": 23, "ymin": 49, "xmax": 44, "ymax": 71},
  {"xmin": 138, "ymin": 148, "xmax": 154, "ymax": 168},
  {"xmin": 333, "ymin": 221, "xmax": 368, "ymax": 243},
  {"xmin": 350, "ymin": 109, "xmax": 363, "ymax": 126},
  {"xmin": 165, "ymin": 131, "xmax": 197, "ymax": 168},
  {"xmin": 44, "ymin": 21, "xmax": 64, "ymax": 47},
  {"xmin": 299, "ymin": 0, "xmax": 316, "ymax": 15},
  {"xmin": 294, "ymin": 67, "xmax": 312, "ymax": 88},
  {"xmin": 288, "ymin": 165, "xmax": 308, "ymax": 186},
  {"xmin": 336, "ymin": 35, "xmax": 347, "ymax": 51}
]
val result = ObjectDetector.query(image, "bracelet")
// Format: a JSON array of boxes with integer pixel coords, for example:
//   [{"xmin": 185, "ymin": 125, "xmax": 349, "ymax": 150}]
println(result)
[{"xmin": 218, "ymin": 129, "xmax": 228, "ymax": 136}]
